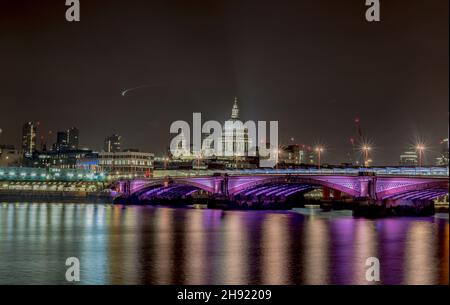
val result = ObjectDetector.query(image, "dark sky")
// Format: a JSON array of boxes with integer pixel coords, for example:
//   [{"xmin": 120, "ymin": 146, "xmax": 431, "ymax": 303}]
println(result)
[{"xmin": 0, "ymin": 0, "xmax": 448, "ymax": 165}]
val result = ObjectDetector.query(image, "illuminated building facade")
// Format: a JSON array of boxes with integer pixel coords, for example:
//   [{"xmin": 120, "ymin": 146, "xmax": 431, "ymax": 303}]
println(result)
[
  {"xmin": 221, "ymin": 98, "xmax": 251, "ymax": 158},
  {"xmin": 33, "ymin": 149, "xmax": 98, "ymax": 169},
  {"xmin": 98, "ymin": 150, "xmax": 154, "ymax": 178},
  {"xmin": 104, "ymin": 134, "xmax": 121, "ymax": 153},
  {"xmin": 400, "ymin": 151, "xmax": 418, "ymax": 166},
  {"xmin": 22, "ymin": 122, "xmax": 37, "ymax": 156}
]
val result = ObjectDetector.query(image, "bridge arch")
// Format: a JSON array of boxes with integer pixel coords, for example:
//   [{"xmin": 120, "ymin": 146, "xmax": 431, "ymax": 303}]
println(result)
[
  {"xmin": 228, "ymin": 175, "xmax": 360, "ymax": 198},
  {"xmin": 377, "ymin": 179, "xmax": 449, "ymax": 200},
  {"xmin": 128, "ymin": 178, "xmax": 214, "ymax": 200}
]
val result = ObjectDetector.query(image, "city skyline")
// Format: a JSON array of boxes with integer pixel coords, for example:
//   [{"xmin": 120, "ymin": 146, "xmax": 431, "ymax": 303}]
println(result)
[
  {"xmin": 0, "ymin": 0, "xmax": 448, "ymax": 289},
  {"xmin": 1, "ymin": 95, "xmax": 449, "ymax": 164},
  {"xmin": 0, "ymin": 0, "xmax": 448, "ymax": 165}
]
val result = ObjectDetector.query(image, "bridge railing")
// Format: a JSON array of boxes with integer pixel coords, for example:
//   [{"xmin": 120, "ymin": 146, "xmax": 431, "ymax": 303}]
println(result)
[
  {"xmin": 151, "ymin": 167, "xmax": 449, "ymax": 178},
  {"xmin": 2, "ymin": 166, "xmax": 447, "ymax": 183}
]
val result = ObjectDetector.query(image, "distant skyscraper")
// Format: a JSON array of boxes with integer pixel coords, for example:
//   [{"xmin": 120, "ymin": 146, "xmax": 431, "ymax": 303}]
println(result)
[
  {"xmin": 22, "ymin": 122, "xmax": 37, "ymax": 156},
  {"xmin": 52, "ymin": 127, "xmax": 79, "ymax": 151},
  {"xmin": 67, "ymin": 127, "xmax": 79, "ymax": 150},
  {"xmin": 104, "ymin": 134, "xmax": 121, "ymax": 152},
  {"xmin": 54, "ymin": 131, "xmax": 68, "ymax": 151}
]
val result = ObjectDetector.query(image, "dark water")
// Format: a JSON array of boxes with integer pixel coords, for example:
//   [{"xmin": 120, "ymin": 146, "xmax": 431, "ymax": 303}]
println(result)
[{"xmin": 0, "ymin": 203, "xmax": 448, "ymax": 285}]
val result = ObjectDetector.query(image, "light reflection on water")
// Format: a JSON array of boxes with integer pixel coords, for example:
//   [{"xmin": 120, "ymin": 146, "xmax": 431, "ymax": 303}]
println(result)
[{"xmin": 0, "ymin": 203, "xmax": 448, "ymax": 285}]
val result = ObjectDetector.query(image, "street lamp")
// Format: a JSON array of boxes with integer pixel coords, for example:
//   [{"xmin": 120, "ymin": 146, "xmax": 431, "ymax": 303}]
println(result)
[
  {"xmin": 315, "ymin": 147, "xmax": 323, "ymax": 169},
  {"xmin": 362, "ymin": 145, "xmax": 371, "ymax": 167},
  {"xmin": 416, "ymin": 145, "xmax": 425, "ymax": 167}
]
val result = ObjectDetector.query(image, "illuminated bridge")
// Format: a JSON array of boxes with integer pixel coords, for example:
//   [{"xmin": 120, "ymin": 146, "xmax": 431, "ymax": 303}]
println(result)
[{"xmin": 114, "ymin": 167, "xmax": 449, "ymax": 211}]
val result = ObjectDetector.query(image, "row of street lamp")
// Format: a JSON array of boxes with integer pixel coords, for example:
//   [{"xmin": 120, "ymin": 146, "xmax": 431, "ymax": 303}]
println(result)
[
  {"xmin": 155, "ymin": 143, "xmax": 429, "ymax": 169},
  {"xmin": 277, "ymin": 144, "xmax": 428, "ymax": 168}
]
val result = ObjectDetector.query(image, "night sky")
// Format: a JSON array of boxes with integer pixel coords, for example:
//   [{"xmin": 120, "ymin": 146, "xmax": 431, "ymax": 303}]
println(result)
[{"xmin": 0, "ymin": 0, "xmax": 448, "ymax": 165}]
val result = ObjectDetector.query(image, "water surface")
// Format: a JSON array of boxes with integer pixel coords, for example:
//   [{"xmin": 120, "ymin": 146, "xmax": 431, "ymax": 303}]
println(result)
[{"xmin": 0, "ymin": 203, "xmax": 448, "ymax": 284}]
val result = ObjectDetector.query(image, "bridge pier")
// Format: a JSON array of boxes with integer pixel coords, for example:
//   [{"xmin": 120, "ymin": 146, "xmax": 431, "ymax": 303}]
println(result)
[
  {"xmin": 353, "ymin": 198, "xmax": 435, "ymax": 218},
  {"xmin": 213, "ymin": 174, "xmax": 229, "ymax": 197},
  {"xmin": 322, "ymin": 186, "xmax": 331, "ymax": 201},
  {"xmin": 385, "ymin": 199, "xmax": 435, "ymax": 216},
  {"xmin": 333, "ymin": 190, "xmax": 342, "ymax": 200}
]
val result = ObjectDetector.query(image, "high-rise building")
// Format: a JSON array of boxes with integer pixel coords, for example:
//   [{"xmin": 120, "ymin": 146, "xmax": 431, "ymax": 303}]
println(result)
[
  {"xmin": 104, "ymin": 134, "xmax": 121, "ymax": 152},
  {"xmin": 22, "ymin": 122, "xmax": 37, "ymax": 156},
  {"xmin": 399, "ymin": 151, "xmax": 418, "ymax": 166},
  {"xmin": 53, "ymin": 131, "xmax": 69, "ymax": 151},
  {"xmin": 52, "ymin": 127, "xmax": 79, "ymax": 151},
  {"xmin": 67, "ymin": 127, "xmax": 79, "ymax": 150}
]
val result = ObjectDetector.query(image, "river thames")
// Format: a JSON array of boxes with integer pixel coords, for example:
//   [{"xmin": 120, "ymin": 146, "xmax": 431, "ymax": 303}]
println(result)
[{"xmin": 0, "ymin": 203, "xmax": 448, "ymax": 285}]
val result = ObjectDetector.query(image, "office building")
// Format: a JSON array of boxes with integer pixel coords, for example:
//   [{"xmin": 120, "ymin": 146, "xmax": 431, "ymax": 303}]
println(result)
[
  {"xmin": 22, "ymin": 122, "xmax": 37, "ymax": 156},
  {"xmin": 53, "ymin": 131, "xmax": 69, "ymax": 151},
  {"xmin": 98, "ymin": 149, "xmax": 154, "ymax": 178},
  {"xmin": 104, "ymin": 134, "xmax": 121, "ymax": 153},
  {"xmin": 53, "ymin": 127, "xmax": 79, "ymax": 151},
  {"xmin": 400, "ymin": 151, "xmax": 418, "ymax": 166},
  {"xmin": 33, "ymin": 149, "xmax": 98, "ymax": 169},
  {"xmin": 67, "ymin": 127, "xmax": 79, "ymax": 150}
]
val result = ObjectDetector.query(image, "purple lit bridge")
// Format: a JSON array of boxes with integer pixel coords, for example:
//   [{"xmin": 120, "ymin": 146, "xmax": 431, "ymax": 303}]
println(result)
[{"xmin": 112, "ymin": 168, "xmax": 449, "ymax": 210}]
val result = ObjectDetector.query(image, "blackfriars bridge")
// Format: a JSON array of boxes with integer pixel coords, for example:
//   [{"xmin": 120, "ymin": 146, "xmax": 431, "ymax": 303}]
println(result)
[{"xmin": 113, "ymin": 167, "xmax": 449, "ymax": 214}]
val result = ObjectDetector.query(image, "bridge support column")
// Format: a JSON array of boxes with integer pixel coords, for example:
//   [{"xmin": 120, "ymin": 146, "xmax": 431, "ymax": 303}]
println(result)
[
  {"xmin": 358, "ymin": 176, "xmax": 377, "ymax": 201},
  {"xmin": 113, "ymin": 180, "xmax": 132, "ymax": 204},
  {"xmin": 213, "ymin": 178, "xmax": 223, "ymax": 195},
  {"xmin": 212, "ymin": 175, "xmax": 229, "ymax": 199},
  {"xmin": 333, "ymin": 190, "xmax": 342, "ymax": 200},
  {"xmin": 359, "ymin": 178, "xmax": 370, "ymax": 198},
  {"xmin": 322, "ymin": 186, "xmax": 330, "ymax": 201},
  {"xmin": 123, "ymin": 180, "xmax": 131, "ymax": 197}
]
